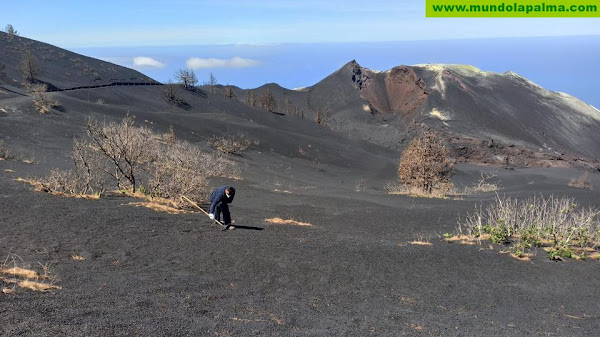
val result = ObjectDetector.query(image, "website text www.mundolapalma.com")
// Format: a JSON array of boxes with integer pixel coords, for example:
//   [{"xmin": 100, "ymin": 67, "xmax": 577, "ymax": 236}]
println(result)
[{"xmin": 426, "ymin": 0, "xmax": 600, "ymax": 17}]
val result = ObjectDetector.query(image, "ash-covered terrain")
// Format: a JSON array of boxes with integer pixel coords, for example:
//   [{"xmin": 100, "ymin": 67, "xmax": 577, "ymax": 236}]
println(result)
[{"xmin": 1, "ymin": 32, "xmax": 600, "ymax": 336}]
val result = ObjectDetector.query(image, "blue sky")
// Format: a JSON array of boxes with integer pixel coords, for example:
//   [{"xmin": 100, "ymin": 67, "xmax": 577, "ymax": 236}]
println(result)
[
  {"xmin": 2, "ymin": 1, "xmax": 600, "ymax": 106},
  {"xmin": 4, "ymin": 1, "xmax": 600, "ymax": 47}
]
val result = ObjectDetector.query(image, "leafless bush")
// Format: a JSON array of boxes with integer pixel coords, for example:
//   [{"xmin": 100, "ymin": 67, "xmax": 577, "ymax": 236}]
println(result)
[
  {"xmin": 245, "ymin": 91, "xmax": 259, "ymax": 107},
  {"xmin": 569, "ymin": 172, "xmax": 592, "ymax": 190},
  {"xmin": 161, "ymin": 81, "xmax": 185, "ymax": 106},
  {"xmin": 39, "ymin": 169, "xmax": 79, "ymax": 194},
  {"xmin": 175, "ymin": 69, "xmax": 198, "ymax": 91},
  {"xmin": 316, "ymin": 106, "xmax": 332, "ymax": 127},
  {"xmin": 458, "ymin": 195, "xmax": 600, "ymax": 260},
  {"xmin": 85, "ymin": 115, "xmax": 156, "ymax": 193},
  {"xmin": 0, "ymin": 140, "xmax": 13, "ymax": 160},
  {"xmin": 20, "ymin": 50, "xmax": 40, "ymax": 83},
  {"xmin": 36, "ymin": 117, "xmax": 240, "ymax": 206},
  {"xmin": 27, "ymin": 84, "xmax": 59, "ymax": 114},
  {"xmin": 355, "ymin": 178, "xmax": 366, "ymax": 192},
  {"xmin": 261, "ymin": 89, "xmax": 277, "ymax": 112},
  {"xmin": 223, "ymin": 86, "xmax": 235, "ymax": 99},
  {"xmin": 458, "ymin": 171, "xmax": 501, "ymax": 194},
  {"xmin": 208, "ymin": 134, "xmax": 257, "ymax": 155},
  {"xmin": 208, "ymin": 72, "xmax": 217, "ymax": 93},
  {"xmin": 397, "ymin": 131, "xmax": 454, "ymax": 195}
]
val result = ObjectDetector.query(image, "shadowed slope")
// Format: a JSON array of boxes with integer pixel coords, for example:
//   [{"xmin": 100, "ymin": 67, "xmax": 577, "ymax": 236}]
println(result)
[{"xmin": 0, "ymin": 32, "xmax": 157, "ymax": 90}]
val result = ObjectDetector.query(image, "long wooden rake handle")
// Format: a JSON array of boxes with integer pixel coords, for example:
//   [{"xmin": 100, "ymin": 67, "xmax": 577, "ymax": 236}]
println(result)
[{"xmin": 181, "ymin": 195, "xmax": 227, "ymax": 228}]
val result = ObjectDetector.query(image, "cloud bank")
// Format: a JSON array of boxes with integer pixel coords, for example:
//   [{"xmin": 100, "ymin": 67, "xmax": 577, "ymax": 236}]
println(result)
[
  {"xmin": 186, "ymin": 57, "xmax": 260, "ymax": 69},
  {"xmin": 133, "ymin": 56, "xmax": 165, "ymax": 68}
]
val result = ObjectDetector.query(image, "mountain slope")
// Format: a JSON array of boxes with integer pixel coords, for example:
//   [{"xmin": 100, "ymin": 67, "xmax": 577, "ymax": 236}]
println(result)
[{"xmin": 0, "ymin": 32, "xmax": 157, "ymax": 90}]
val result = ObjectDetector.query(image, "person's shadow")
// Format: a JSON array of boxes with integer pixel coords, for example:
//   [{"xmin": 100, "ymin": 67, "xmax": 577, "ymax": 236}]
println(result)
[{"xmin": 232, "ymin": 225, "xmax": 263, "ymax": 231}]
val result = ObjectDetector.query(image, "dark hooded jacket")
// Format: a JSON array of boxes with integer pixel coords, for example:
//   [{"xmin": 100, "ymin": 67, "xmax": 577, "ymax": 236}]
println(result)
[{"xmin": 209, "ymin": 185, "xmax": 235, "ymax": 214}]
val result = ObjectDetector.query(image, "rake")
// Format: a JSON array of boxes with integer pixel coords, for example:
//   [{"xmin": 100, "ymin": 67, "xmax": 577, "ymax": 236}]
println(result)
[{"xmin": 180, "ymin": 195, "xmax": 230, "ymax": 230}]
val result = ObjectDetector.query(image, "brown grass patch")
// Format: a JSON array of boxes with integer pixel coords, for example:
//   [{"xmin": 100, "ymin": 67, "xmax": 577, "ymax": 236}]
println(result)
[
  {"xmin": 2, "ymin": 267, "xmax": 39, "ymax": 279},
  {"xmin": 18, "ymin": 280, "xmax": 61, "ymax": 292},
  {"xmin": 14, "ymin": 177, "xmax": 45, "ymax": 191},
  {"xmin": 265, "ymin": 217, "xmax": 313, "ymax": 227},
  {"xmin": 410, "ymin": 323, "xmax": 426, "ymax": 331},
  {"xmin": 123, "ymin": 201, "xmax": 189, "ymax": 214},
  {"xmin": 2, "ymin": 287, "xmax": 16, "ymax": 294},
  {"xmin": 4, "ymin": 169, "xmax": 15, "ymax": 173},
  {"xmin": 409, "ymin": 241, "xmax": 432, "ymax": 246},
  {"xmin": 70, "ymin": 255, "xmax": 85, "ymax": 261},
  {"xmin": 445, "ymin": 234, "xmax": 489, "ymax": 245}
]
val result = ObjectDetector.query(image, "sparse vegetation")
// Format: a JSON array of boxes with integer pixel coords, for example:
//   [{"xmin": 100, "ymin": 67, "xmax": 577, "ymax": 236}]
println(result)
[
  {"xmin": 208, "ymin": 72, "xmax": 217, "ymax": 93},
  {"xmin": 245, "ymin": 91, "xmax": 257, "ymax": 107},
  {"xmin": 569, "ymin": 172, "xmax": 592, "ymax": 190},
  {"xmin": 223, "ymin": 86, "xmax": 235, "ymax": 99},
  {"xmin": 4, "ymin": 24, "xmax": 19, "ymax": 36},
  {"xmin": 20, "ymin": 50, "xmax": 41, "ymax": 83},
  {"xmin": 265, "ymin": 218, "xmax": 313, "ymax": 227},
  {"xmin": 260, "ymin": 89, "xmax": 277, "ymax": 112},
  {"xmin": 35, "ymin": 117, "xmax": 239, "ymax": 207},
  {"xmin": 1, "ymin": 254, "xmax": 60, "ymax": 294},
  {"xmin": 454, "ymin": 195, "xmax": 600, "ymax": 261},
  {"xmin": 161, "ymin": 80, "xmax": 186, "ymax": 107},
  {"xmin": 316, "ymin": 106, "xmax": 332, "ymax": 127},
  {"xmin": 175, "ymin": 69, "xmax": 198, "ymax": 91},
  {"xmin": 208, "ymin": 134, "xmax": 257, "ymax": 155},
  {"xmin": 27, "ymin": 83, "xmax": 59, "ymax": 113},
  {"xmin": 0, "ymin": 62, "xmax": 6, "ymax": 81},
  {"xmin": 397, "ymin": 131, "xmax": 454, "ymax": 196},
  {"xmin": 0, "ymin": 140, "xmax": 12, "ymax": 160},
  {"xmin": 354, "ymin": 178, "xmax": 366, "ymax": 192}
]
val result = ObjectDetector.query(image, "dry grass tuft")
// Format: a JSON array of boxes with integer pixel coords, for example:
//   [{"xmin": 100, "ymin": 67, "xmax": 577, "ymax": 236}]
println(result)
[
  {"xmin": 123, "ymin": 201, "xmax": 189, "ymax": 214},
  {"xmin": 4, "ymin": 169, "xmax": 15, "ymax": 173},
  {"xmin": 18, "ymin": 280, "xmax": 61, "ymax": 292},
  {"xmin": 70, "ymin": 255, "xmax": 85, "ymax": 261},
  {"xmin": 265, "ymin": 217, "xmax": 313, "ymax": 227},
  {"xmin": 14, "ymin": 177, "xmax": 45, "ymax": 191},
  {"xmin": 2, "ymin": 267, "xmax": 39, "ymax": 279},
  {"xmin": 409, "ymin": 241, "xmax": 433, "ymax": 246},
  {"xmin": 1, "ymin": 255, "xmax": 60, "ymax": 293},
  {"xmin": 569, "ymin": 172, "xmax": 592, "ymax": 190},
  {"xmin": 410, "ymin": 324, "xmax": 426, "ymax": 331},
  {"xmin": 385, "ymin": 181, "xmax": 453, "ymax": 199}
]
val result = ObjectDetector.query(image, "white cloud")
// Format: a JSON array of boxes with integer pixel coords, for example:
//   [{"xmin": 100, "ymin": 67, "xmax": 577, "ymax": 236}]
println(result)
[
  {"xmin": 186, "ymin": 57, "xmax": 260, "ymax": 69},
  {"xmin": 133, "ymin": 56, "xmax": 165, "ymax": 68}
]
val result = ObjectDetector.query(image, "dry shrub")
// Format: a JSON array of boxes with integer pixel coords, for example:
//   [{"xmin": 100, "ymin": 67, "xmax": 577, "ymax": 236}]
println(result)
[
  {"xmin": 569, "ymin": 172, "xmax": 592, "ymax": 190},
  {"xmin": 27, "ymin": 83, "xmax": 59, "ymax": 114},
  {"xmin": 208, "ymin": 134, "xmax": 257, "ymax": 155},
  {"xmin": 85, "ymin": 115, "xmax": 155, "ymax": 193},
  {"xmin": 161, "ymin": 81, "xmax": 187, "ymax": 107},
  {"xmin": 385, "ymin": 180, "xmax": 453, "ymax": 198},
  {"xmin": 0, "ymin": 140, "xmax": 13, "ymax": 160},
  {"xmin": 1, "ymin": 254, "xmax": 60, "ymax": 293},
  {"xmin": 457, "ymin": 195, "xmax": 600, "ymax": 260},
  {"xmin": 354, "ymin": 178, "xmax": 366, "ymax": 192},
  {"xmin": 37, "ymin": 116, "xmax": 240, "ymax": 208},
  {"xmin": 149, "ymin": 141, "xmax": 214, "ymax": 203},
  {"xmin": 397, "ymin": 131, "xmax": 454, "ymax": 196}
]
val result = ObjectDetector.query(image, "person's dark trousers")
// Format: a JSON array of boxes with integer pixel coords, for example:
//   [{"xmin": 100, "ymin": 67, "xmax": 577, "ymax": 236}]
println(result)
[{"xmin": 215, "ymin": 202, "xmax": 231, "ymax": 225}]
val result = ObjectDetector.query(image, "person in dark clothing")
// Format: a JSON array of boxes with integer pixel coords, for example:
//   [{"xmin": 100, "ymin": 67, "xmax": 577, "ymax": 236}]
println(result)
[{"xmin": 209, "ymin": 185, "xmax": 235, "ymax": 228}]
